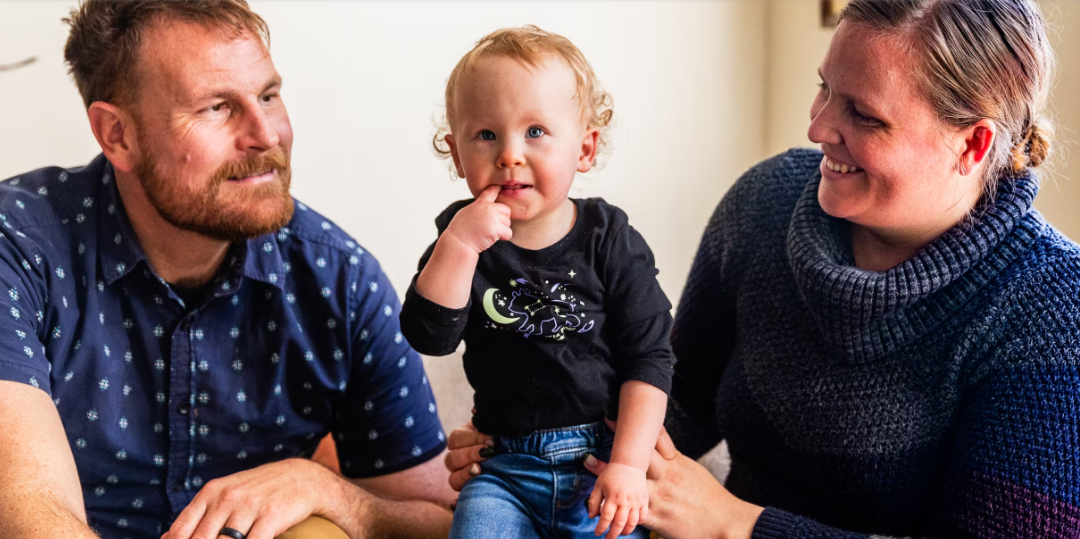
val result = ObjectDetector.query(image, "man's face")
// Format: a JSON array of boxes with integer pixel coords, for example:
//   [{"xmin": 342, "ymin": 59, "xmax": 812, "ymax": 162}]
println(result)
[{"xmin": 131, "ymin": 20, "xmax": 294, "ymax": 242}]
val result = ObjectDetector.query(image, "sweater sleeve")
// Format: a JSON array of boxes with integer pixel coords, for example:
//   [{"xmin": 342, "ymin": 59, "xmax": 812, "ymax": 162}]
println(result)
[
  {"xmin": 750, "ymin": 331, "xmax": 1080, "ymax": 539},
  {"xmin": 666, "ymin": 196, "xmax": 739, "ymax": 459}
]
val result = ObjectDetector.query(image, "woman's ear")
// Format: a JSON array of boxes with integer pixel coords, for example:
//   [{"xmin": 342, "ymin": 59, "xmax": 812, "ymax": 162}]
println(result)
[
  {"xmin": 87, "ymin": 101, "xmax": 139, "ymax": 173},
  {"xmin": 445, "ymin": 134, "xmax": 466, "ymax": 179},
  {"xmin": 577, "ymin": 127, "xmax": 600, "ymax": 173},
  {"xmin": 958, "ymin": 119, "xmax": 996, "ymax": 176}
]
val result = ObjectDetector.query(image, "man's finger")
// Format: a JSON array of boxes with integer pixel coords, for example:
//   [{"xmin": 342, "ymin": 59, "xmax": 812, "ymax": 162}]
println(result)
[
  {"xmin": 476, "ymin": 185, "xmax": 502, "ymax": 202},
  {"xmin": 189, "ymin": 505, "xmax": 231, "ymax": 539},
  {"xmin": 162, "ymin": 497, "xmax": 208, "ymax": 539},
  {"xmin": 447, "ymin": 422, "xmax": 492, "ymax": 450},
  {"xmin": 220, "ymin": 513, "xmax": 256, "ymax": 539},
  {"xmin": 245, "ymin": 514, "xmax": 290, "ymax": 539}
]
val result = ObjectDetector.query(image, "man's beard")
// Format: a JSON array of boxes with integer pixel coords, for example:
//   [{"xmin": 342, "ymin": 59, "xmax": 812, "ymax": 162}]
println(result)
[{"xmin": 134, "ymin": 144, "xmax": 295, "ymax": 243}]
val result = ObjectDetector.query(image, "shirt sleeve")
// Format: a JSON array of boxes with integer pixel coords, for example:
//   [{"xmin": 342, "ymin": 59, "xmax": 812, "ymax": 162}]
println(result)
[
  {"xmin": 333, "ymin": 261, "xmax": 446, "ymax": 478},
  {"xmin": 398, "ymin": 238, "xmax": 470, "ymax": 357},
  {"xmin": 601, "ymin": 220, "xmax": 676, "ymax": 395},
  {"xmin": 0, "ymin": 228, "xmax": 52, "ymax": 395}
]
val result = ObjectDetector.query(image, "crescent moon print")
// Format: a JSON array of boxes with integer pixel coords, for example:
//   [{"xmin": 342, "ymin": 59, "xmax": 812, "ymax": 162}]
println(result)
[
  {"xmin": 482, "ymin": 288, "xmax": 520, "ymax": 324},
  {"xmin": 482, "ymin": 275, "xmax": 595, "ymax": 341}
]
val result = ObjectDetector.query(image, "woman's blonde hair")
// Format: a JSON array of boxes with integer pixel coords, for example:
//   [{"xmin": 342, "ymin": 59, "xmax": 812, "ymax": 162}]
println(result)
[
  {"xmin": 433, "ymin": 25, "xmax": 614, "ymax": 168},
  {"xmin": 842, "ymin": 0, "xmax": 1055, "ymax": 199}
]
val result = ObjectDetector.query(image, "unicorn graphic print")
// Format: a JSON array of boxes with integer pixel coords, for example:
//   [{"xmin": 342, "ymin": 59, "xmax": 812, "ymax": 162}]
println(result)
[{"xmin": 481, "ymin": 277, "xmax": 595, "ymax": 341}]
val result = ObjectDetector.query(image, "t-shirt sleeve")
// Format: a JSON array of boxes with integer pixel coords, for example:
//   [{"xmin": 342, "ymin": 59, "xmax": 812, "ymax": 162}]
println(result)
[
  {"xmin": 0, "ymin": 228, "xmax": 52, "ymax": 395},
  {"xmin": 602, "ymin": 219, "xmax": 676, "ymax": 395},
  {"xmin": 399, "ymin": 239, "xmax": 470, "ymax": 357},
  {"xmin": 333, "ymin": 262, "xmax": 446, "ymax": 478}
]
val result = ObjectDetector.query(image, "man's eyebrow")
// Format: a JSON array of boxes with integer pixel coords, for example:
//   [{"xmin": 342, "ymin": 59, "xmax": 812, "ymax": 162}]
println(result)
[{"xmin": 188, "ymin": 77, "xmax": 283, "ymax": 104}]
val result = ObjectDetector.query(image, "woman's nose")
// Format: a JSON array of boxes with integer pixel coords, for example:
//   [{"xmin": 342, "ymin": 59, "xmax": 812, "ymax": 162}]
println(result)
[{"xmin": 807, "ymin": 96, "xmax": 843, "ymax": 147}]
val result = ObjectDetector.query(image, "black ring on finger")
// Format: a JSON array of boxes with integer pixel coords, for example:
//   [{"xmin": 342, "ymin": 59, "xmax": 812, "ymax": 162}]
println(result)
[{"xmin": 219, "ymin": 526, "xmax": 247, "ymax": 539}]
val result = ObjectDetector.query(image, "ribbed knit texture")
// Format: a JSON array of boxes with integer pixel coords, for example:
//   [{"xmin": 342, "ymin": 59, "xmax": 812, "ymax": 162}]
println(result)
[{"xmin": 667, "ymin": 149, "xmax": 1080, "ymax": 538}]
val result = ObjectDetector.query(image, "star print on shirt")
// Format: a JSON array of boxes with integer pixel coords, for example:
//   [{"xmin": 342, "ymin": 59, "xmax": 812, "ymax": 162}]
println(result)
[{"xmin": 568, "ymin": 270, "xmax": 576, "ymax": 278}]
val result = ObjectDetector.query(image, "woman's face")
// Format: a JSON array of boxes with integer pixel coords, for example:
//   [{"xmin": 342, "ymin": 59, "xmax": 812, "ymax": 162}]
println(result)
[{"xmin": 808, "ymin": 22, "xmax": 983, "ymax": 239}]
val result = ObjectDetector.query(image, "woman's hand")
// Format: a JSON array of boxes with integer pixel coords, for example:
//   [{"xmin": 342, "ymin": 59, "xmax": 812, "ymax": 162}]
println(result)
[
  {"xmin": 444, "ymin": 419, "xmax": 495, "ymax": 493},
  {"xmin": 583, "ymin": 420, "xmax": 763, "ymax": 539}
]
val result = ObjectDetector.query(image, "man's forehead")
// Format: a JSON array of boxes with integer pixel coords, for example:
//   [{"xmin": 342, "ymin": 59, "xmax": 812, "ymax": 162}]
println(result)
[{"xmin": 138, "ymin": 19, "xmax": 277, "ymax": 102}]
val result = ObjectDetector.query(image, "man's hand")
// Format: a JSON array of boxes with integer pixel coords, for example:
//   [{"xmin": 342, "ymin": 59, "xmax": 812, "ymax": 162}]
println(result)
[
  {"xmin": 162, "ymin": 458, "xmax": 353, "ymax": 539},
  {"xmin": 442, "ymin": 185, "xmax": 512, "ymax": 255},
  {"xmin": 587, "ymin": 462, "xmax": 649, "ymax": 539}
]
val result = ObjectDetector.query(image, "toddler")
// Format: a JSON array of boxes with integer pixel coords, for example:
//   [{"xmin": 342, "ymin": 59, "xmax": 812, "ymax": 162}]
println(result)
[{"xmin": 400, "ymin": 26, "xmax": 674, "ymax": 539}]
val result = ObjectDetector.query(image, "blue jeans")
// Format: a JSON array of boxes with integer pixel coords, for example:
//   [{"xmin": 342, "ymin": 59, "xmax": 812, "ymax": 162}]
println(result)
[{"xmin": 449, "ymin": 422, "xmax": 652, "ymax": 539}]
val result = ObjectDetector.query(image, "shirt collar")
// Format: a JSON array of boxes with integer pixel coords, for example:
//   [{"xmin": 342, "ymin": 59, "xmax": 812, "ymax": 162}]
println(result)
[
  {"xmin": 97, "ymin": 160, "xmax": 148, "ymax": 285},
  {"xmin": 97, "ymin": 158, "xmax": 286, "ymax": 291},
  {"xmin": 241, "ymin": 231, "xmax": 287, "ymax": 290}
]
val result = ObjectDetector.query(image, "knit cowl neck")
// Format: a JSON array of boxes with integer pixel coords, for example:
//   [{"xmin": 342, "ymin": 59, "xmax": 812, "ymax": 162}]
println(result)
[{"xmin": 786, "ymin": 169, "xmax": 1041, "ymax": 363}]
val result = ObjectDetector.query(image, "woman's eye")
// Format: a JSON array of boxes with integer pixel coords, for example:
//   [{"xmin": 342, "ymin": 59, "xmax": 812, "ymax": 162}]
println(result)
[
  {"xmin": 850, "ymin": 106, "xmax": 881, "ymax": 126},
  {"xmin": 479, "ymin": 130, "xmax": 496, "ymax": 141},
  {"xmin": 527, "ymin": 127, "xmax": 545, "ymax": 138}
]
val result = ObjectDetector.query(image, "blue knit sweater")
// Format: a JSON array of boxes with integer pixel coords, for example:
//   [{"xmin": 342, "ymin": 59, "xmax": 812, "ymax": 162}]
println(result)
[{"xmin": 667, "ymin": 149, "xmax": 1080, "ymax": 538}]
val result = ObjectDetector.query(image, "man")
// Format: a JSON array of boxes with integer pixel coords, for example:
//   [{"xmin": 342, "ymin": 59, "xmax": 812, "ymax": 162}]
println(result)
[{"xmin": 0, "ymin": 1, "xmax": 455, "ymax": 538}]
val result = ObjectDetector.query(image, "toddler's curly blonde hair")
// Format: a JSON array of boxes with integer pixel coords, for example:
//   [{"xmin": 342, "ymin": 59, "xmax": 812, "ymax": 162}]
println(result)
[{"xmin": 433, "ymin": 25, "xmax": 614, "ymax": 169}]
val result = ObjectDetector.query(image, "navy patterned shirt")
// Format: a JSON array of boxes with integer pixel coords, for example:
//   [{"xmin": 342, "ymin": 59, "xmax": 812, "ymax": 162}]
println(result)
[{"xmin": 0, "ymin": 155, "xmax": 446, "ymax": 539}]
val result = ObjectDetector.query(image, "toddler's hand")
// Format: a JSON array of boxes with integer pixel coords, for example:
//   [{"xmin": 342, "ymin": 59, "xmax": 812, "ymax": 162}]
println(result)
[
  {"xmin": 588, "ymin": 462, "xmax": 648, "ymax": 539},
  {"xmin": 444, "ymin": 185, "xmax": 512, "ymax": 254}
]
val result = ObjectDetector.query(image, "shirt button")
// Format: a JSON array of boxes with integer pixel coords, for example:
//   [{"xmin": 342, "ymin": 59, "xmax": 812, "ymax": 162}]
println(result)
[
  {"xmin": 172, "ymin": 481, "xmax": 184, "ymax": 492},
  {"xmin": 177, "ymin": 403, "xmax": 189, "ymax": 415}
]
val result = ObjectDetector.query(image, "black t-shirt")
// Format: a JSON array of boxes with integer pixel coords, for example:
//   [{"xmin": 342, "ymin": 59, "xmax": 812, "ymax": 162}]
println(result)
[{"xmin": 400, "ymin": 197, "xmax": 675, "ymax": 436}]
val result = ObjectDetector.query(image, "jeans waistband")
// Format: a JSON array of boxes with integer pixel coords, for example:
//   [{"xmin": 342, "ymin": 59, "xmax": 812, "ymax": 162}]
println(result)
[{"xmin": 493, "ymin": 422, "xmax": 612, "ymax": 458}]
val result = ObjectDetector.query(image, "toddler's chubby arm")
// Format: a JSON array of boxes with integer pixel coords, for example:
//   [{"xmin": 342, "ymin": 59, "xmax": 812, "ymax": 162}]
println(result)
[
  {"xmin": 588, "ymin": 380, "xmax": 668, "ymax": 539},
  {"xmin": 415, "ymin": 185, "xmax": 512, "ymax": 309}
]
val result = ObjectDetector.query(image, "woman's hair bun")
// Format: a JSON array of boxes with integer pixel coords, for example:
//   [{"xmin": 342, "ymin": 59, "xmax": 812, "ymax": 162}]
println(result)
[{"xmin": 1012, "ymin": 117, "xmax": 1053, "ymax": 171}]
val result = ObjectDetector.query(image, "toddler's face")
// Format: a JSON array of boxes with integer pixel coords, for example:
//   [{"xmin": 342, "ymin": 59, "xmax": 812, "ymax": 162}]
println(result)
[{"xmin": 446, "ymin": 55, "xmax": 597, "ymax": 222}]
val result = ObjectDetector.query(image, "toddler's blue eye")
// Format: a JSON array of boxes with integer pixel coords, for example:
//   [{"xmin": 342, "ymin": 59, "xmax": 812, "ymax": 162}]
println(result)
[
  {"xmin": 479, "ymin": 130, "xmax": 496, "ymax": 141},
  {"xmin": 527, "ymin": 127, "xmax": 545, "ymax": 139}
]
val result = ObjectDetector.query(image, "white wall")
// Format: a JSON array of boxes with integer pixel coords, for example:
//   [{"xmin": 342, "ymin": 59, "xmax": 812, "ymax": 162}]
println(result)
[{"xmin": 0, "ymin": 1, "xmax": 769, "ymax": 307}]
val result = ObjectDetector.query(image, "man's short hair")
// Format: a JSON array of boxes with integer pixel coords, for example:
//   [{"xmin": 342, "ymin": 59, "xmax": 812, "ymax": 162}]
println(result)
[{"xmin": 63, "ymin": 0, "xmax": 270, "ymax": 110}]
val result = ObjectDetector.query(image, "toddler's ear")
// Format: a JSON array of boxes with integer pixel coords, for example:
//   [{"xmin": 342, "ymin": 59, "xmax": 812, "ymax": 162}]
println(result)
[
  {"xmin": 445, "ymin": 134, "xmax": 467, "ymax": 179},
  {"xmin": 577, "ymin": 128, "xmax": 600, "ymax": 173}
]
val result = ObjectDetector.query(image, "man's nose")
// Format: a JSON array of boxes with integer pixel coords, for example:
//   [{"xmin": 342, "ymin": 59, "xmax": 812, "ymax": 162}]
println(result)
[{"xmin": 238, "ymin": 105, "xmax": 280, "ymax": 151}]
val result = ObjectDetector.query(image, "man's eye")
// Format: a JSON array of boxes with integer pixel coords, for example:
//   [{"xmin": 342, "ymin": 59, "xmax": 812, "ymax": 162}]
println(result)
[
  {"xmin": 527, "ymin": 127, "xmax": 545, "ymax": 138},
  {"xmin": 261, "ymin": 94, "xmax": 277, "ymax": 103},
  {"xmin": 209, "ymin": 102, "xmax": 227, "ymax": 112},
  {"xmin": 479, "ymin": 130, "xmax": 496, "ymax": 141}
]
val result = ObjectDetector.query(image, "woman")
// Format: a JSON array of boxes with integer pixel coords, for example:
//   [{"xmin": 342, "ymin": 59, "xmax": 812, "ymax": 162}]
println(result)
[{"xmin": 445, "ymin": 1, "xmax": 1080, "ymax": 537}]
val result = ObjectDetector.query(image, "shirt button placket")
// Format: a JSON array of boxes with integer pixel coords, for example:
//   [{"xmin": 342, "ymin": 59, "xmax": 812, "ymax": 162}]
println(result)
[{"xmin": 165, "ymin": 314, "xmax": 197, "ymax": 514}]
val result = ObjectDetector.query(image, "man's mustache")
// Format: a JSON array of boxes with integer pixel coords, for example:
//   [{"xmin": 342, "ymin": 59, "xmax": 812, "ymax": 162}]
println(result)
[{"xmin": 212, "ymin": 147, "xmax": 290, "ymax": 184}]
